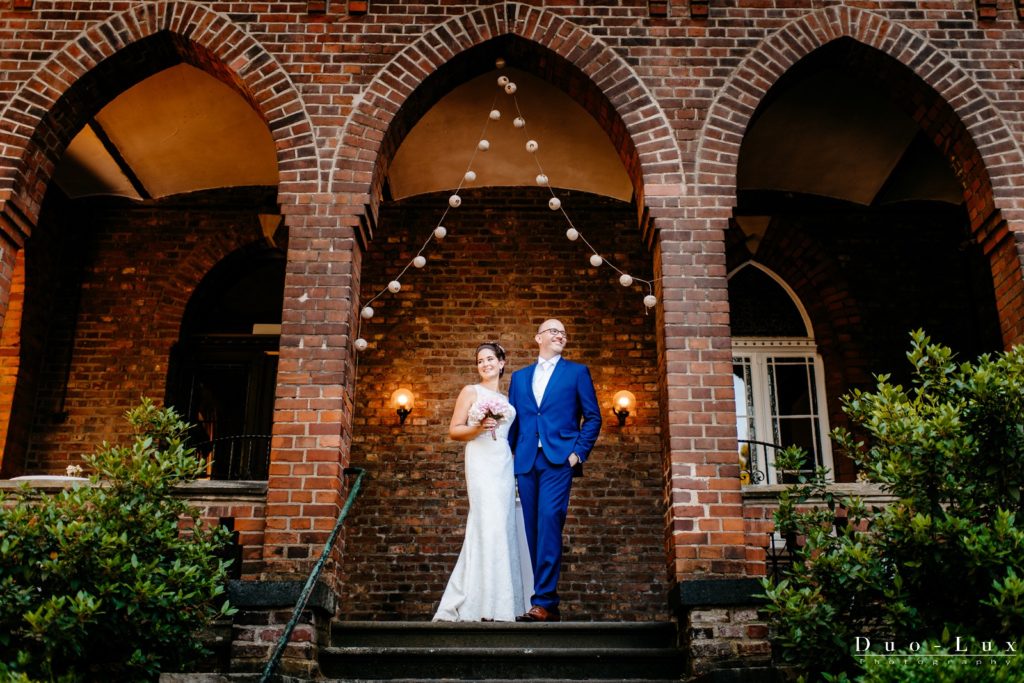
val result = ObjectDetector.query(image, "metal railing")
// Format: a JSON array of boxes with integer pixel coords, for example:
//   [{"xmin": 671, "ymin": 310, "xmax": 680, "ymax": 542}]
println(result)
[
  {"xmin": 194, "ymin": 434, "xmax": 272, "ymax": 480},
  {"xmin": 739, "ymin": 439, "xmax": 821, "ymax": 486},
  {"xmin": 259, "ymin": 466, "xmax": 366, "ymax": 683},
  {"xmin": 765, "ymin": 531, "xmax": 797, "ymax": 583},
  {"xmin": 738, "ymin": 439, "xmax": 778, "ymax": 485}
]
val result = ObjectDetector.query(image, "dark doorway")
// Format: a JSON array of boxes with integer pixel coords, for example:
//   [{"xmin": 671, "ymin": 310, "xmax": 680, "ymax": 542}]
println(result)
[{"xmin": 167, "ymin": 243, "xmax": 284, "ymax": 480}]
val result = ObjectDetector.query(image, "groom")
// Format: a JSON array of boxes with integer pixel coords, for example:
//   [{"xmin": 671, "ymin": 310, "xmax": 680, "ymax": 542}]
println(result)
[{"xmin": 508, "ymin": 319, "xmax": 601, "ymax": 622}]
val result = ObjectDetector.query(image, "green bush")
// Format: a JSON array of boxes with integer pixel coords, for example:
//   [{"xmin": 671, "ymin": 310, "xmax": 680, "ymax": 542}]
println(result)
[
  {"xmin": 763, "ymin": 331, "xmax": 1024, "ymax": 681},
  {"xmin": 0, "ymin": 399, "xmax": 235, "ymax": 681}
]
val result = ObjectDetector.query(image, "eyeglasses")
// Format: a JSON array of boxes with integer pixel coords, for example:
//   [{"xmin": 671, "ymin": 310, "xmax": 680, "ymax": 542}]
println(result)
[{"xmin": 539, "ymin": 328, "xmax": 568, "ymax": 340}]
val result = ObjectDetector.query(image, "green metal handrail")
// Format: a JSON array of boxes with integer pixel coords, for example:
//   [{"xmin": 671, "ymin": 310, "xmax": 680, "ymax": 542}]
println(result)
[{"xmin": 259, "ymin": 466, "xmax": 366, "ymax": 683}]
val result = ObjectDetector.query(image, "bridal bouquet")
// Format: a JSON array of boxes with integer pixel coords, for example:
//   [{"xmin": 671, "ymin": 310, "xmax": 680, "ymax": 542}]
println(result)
[{"xmin": 468, "ymin": 398, "xmax": 511, "ymax": 440}]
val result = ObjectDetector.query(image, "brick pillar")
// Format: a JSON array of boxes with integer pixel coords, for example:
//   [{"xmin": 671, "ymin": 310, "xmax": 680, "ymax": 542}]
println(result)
[
  {"xmin": 0, "ymin": 200, "xmax": 29, "ymax": 477},
  {"xmin": 0, "ymin": 248, "xmax": 24, "ymax": 477},
  {"xmin": 976, "ymin": 212, "xmax": 1024, "ymax": 347},
  {"xmin": 261, "ymin": 211, "xmax": 359, "ymax": 580},
  {"xmin": 659, "ymin": 206, "xmax": 768, "ymax": 680},
  {"xmin": 0, "ymin": 201, "xmax": 28, "ymax": 333},
  {"xmin": 658, "ymin": 212, "xmax": 745, "ymax": 580}
]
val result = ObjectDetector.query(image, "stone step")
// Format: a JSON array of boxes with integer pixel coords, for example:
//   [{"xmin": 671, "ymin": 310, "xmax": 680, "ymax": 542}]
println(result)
[
  {"xmin": 319, "ymin": 646, "xmax": 684, "ymax": 680},
  {"xmin": 331, "ymin": 620, "xmax": 677, "ymax": 649},
  {"xmin": 322, "ymin": 679, "xmax": 683, "ymax": 683},
  {"xmin": 322, "ymin": 621, "xmax": 685, "ymax": 681}
]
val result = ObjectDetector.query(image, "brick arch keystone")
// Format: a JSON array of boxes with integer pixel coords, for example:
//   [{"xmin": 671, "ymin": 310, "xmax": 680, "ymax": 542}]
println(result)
[
  {"xmin": 695, "ymin": 5, "xmax": 1024, "ymax": 219},
  {"xmin": 330, "ymin": 2, "xmax": 684, "ymax": 237},
  {"xmin": 0, "ymin": 1, "xmax": 319, "ymax": 231}
]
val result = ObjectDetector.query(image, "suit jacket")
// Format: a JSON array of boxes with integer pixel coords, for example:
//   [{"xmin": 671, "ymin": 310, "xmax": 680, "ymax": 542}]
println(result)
[{"xmin": 507, "ymin": 357, "xmax": 602, "ymax": 475}]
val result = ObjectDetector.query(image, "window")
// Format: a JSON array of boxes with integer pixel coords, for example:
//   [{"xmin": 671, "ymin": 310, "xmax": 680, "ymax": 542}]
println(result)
[{"xmin": 729, "ymin": 264, "xmax": 832, "ymax": 485}]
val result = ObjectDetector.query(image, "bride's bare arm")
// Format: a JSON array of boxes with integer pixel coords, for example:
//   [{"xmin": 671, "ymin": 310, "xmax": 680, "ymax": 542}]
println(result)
[{"xmin": 449, "ymin": 385, "xmax": 494, "ymax": 441}]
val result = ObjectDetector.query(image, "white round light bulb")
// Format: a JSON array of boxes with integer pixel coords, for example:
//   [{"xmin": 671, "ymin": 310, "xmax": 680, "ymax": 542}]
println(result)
[
  {"xmin": 387, "ymin": 280, "xmax": 401, "ymax": 293},
  {"xmin": 433, "ymin": 226, "xmax": 447, "ymax": 239},
  {"xmin": 354, "ymin": 338, "xmax": 368, "ymax": 351},
  {"xmin": 478, "ymin": 139, "xmax": 490, "ymax": 151},
  {"xmin": 619, "ymin": 274, "xmax": 634, "ymax": 287},
  {"xmin": 566, "ymin": 228, "xmax": 579, "ymax": 241},
  {"xmin": 489, "ymin": 109, "xmax": 501, "ymax": 121},
  {"xmin": 525, "ymin": 140, "xmax": 538, "ymax": 153},
  {"xmin": 548, "ymin": 197, "xmax": 561, "ymax": 211},
  {"xmin": 360, "ymin": 306, "xmax": 374, "ymax": 319},
  {"xmin": 413, "ymin": 256, "xmax": 427, "ymax": 268},
  {"xmin": 464, "ymin": 170, "xmax": 476, "ymax": 182},
  {"xmin": 504, "ymin": 82, "xmax": 517, "ymax": 95},
  {"xmin": 449, "ymin": 194, "xmax": 462, "ymax": 208},
  {"xmin": 590, "ymin": 254, "xmax": 603, "ymax": 267},
  {"xmin": 643, "ymin": 294, "xmax": 658, "ymax": 308},
  {"xmin": 536, "ymin": 174, "xmax": 548, "ymax": 186}
]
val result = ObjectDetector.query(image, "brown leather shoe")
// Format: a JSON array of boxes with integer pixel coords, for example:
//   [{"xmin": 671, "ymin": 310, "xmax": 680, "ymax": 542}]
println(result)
[{"xmin": 515, "ymin": 605, "xmax": 561, "ymax": 622}]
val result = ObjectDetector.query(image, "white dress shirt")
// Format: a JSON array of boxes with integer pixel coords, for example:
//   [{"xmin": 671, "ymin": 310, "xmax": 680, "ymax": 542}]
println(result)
[{"xmin": 532, "ymin": 354, "xmax": 560, "ymax": 406}]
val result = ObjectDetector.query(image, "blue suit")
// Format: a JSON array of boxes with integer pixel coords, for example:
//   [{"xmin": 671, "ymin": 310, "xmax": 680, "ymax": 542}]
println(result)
[{"xmin": 508, "ymin": 357, "xmax": 601, "ymax": 610}]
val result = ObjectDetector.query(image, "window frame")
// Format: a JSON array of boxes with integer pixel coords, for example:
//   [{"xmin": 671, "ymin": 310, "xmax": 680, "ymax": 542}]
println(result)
[{"xmin": 733, "ymin": 338, "xmax": 833, "ymax": 485}]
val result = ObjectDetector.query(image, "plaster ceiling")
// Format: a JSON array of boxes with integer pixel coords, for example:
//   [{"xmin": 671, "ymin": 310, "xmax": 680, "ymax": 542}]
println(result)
[
  {"xmin": 388, "ymin": 68, "xmax": 633, "ymax": 201},
  {"xmin": 53, "ymin": 63, "xmax": 278, "ymax": 200},
  {"xmin": 51, "ymin": 62, "xmax": 963, "ymax": 211},
  {"xmin": 738, "ymin": 69, "xmax": 963, "ymax": 207}
]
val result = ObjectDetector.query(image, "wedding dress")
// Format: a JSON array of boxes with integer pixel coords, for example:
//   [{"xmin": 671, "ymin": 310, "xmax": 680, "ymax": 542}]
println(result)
[{"xmin": 433, "ymin": 384, "xmax": 533, "ymax": 621}]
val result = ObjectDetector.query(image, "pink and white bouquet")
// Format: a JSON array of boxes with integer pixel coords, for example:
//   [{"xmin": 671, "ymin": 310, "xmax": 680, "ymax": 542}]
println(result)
[{"xmin": 468, "ymin": 398, "xmax": 511, "ymax": 440}]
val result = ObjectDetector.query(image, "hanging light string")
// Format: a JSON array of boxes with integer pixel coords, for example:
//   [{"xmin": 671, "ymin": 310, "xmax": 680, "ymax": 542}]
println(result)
[
  {"xmin": 506, "ymin": 90, "xmax": 659, "ymax": 308},
  {"xmin": 354, "ymin": 60, "xmax": 659, "ymax": 352}
]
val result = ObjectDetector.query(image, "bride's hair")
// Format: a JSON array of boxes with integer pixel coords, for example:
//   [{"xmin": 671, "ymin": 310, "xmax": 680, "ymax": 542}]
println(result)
[{"xmin": 475, "ymin": 341, "xmax": 507, "ymax": 377}]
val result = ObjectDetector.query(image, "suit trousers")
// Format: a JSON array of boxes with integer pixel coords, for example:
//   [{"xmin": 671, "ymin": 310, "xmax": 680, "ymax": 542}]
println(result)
[{"xmin": 516, "ymin": 447, "xmax": 574, "ymax": 609}]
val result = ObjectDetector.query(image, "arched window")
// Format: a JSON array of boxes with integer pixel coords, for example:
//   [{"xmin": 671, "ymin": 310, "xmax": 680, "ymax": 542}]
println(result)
[
  {"xmin": 729, "ymin": 263, "xmax": 832, "ymax": 485},
  {"xmin": 167, "ymin": 243, "xmax": 284, "ymax": 480}
]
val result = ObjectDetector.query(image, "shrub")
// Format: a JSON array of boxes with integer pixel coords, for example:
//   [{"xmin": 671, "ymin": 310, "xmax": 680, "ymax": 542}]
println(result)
[
  {"xmin": 0, "ymin": 399, "xmax": 235, "ymax": 681},
  {"xmin": 763, "ymin": 331, "xmax": 1024, "ymax": 680}
]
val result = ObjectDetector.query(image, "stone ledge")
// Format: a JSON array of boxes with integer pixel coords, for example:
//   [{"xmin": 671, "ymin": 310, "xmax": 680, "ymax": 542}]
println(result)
[
  {"xmin": 228, "ymin": 580, "xmax": 336, "ymax": 615},
  {"xmin": 669, "ymin": 578, "xmax": 766, "ymax": 611}
]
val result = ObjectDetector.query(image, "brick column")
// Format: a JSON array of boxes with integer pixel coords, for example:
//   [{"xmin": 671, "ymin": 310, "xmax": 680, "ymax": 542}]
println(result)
[
  {"xmin": 0, "ymin": 201, "xmax": 29, "ymax": 477},
  {"xmin": 976, "ymin": 212, "xmax": 1024, "ymax": 347},
  {"xmin": 261, "ymin": 207, "xmax": 360, "ymax": 582},
  {"xmin": 658, "ymin": 211, "xmax": 745, "ymax": 581}
]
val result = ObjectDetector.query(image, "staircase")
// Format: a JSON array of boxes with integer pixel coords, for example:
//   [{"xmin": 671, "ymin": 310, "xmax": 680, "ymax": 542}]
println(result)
[{"xmin": 319, "ymin": 621, "xmax": 686, "ymax": 682}]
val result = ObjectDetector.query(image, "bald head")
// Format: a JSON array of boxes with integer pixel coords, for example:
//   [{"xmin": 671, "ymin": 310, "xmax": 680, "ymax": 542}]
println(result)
[{"xmin": 535, "ymin": 319, "xmax": 568, "ymax": 359}]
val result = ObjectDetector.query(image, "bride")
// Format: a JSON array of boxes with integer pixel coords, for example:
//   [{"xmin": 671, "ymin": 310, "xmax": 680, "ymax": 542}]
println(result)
[{"xmin": 433, "ymin": 342, "xmax": 532, "ymax": 622}]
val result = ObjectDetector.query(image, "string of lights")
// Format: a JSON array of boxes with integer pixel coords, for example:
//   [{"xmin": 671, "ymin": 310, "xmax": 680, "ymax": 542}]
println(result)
[{"xmin": 354, "ymin": 59, "xmax": 658, "ymax": 353}]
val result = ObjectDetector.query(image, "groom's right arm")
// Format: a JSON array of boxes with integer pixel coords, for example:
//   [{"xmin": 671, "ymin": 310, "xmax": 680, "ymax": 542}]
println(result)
[{"xmin": 506, "ymin": 372, "xmax": 520, "ymax": 453}]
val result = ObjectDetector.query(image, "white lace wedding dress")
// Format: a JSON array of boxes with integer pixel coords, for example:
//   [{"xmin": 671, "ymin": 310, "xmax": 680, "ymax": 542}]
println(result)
[{"xmin": 433, "ymin": 385, "xmax": 533, "ymax": 622}]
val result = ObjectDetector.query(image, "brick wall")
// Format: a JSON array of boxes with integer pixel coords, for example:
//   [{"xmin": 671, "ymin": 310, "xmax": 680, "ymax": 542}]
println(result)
[
  {"xmin": 0, "ymin": 0, "xmax": 1022, "ymax": 606},
  {"xmin": 342, "ymin": 187, "xmax": 668, "ymax": 620},
  {"xmin": 8, "ymin": 187, "xmax": 276, "ymax": 474}
]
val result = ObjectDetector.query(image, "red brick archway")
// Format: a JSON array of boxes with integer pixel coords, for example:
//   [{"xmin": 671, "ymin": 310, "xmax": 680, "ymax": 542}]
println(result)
[
  {"xmin": 330, "ymin": 2, "xmax": 685, "ymax": 244},
  {"xmin": 0, "ymin": 1, "xmax": 319, "ymax": 230},
  {"xmin": 327, "ymin": 2, "xmax": 690, "ymax": 583},
  {"xmin": 696, "ymin": 5, "xmax": 1024, "ymax": 346}
]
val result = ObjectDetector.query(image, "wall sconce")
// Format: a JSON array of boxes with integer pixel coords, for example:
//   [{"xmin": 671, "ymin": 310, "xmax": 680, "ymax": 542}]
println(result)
[
  {"xmin": 390, "ymin": 388, "xmax": 414, "ymax": 426},
  {"xmin": 612, "ymin": 390, "xmax": 636, "ymax": 427}
]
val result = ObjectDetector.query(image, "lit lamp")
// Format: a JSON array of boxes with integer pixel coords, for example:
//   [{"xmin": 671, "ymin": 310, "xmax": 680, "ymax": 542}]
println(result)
[
  {"xmin": 390, "ymin": 388, "xmax": 414, "ymax": 426},
  {"xmin": 612, "ymin": 390, "xmax": 636, "ymax": 427}
]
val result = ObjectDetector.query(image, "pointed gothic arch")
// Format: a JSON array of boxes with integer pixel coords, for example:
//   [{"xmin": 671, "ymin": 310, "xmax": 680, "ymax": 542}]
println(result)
[
  {"xmin": 696, "ymin": 5, "xmax": 1023, "ymax": 215},
  {"xmin": 0, "ymin": 1, "xmax": 319, "ymax": 233},
  {"xmin": 698, "ymin": 5, "xmax": 1024, "ymax": 346},
  {"xmin": 330, "ymin": 3, "xmax": 684, "ymax": 247}
]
